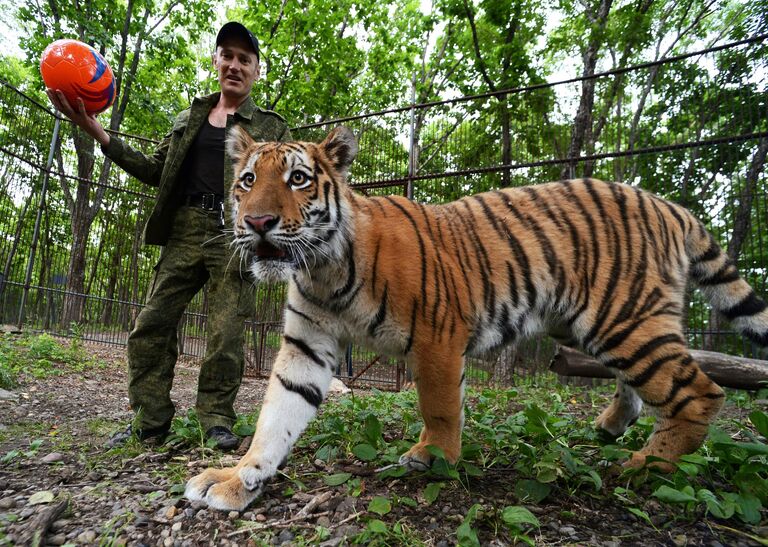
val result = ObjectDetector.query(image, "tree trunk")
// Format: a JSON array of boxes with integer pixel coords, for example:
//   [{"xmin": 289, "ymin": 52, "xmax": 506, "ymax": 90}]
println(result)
[
  {"xmin": 0, "ymin": 189, "xmax": 33, "ymax": 300},
  {"xmin": 499, "ymin": 94, "xmax": 511, "ymax": 187},
  {"xmin": 704, "ymin": 138, "xmax": 768, "ymax": 351},
  {"xmin": 100, "ymin": 240, "xmax": 122, "ymax": 326},
  {"xmin": 561, "ymin": 0, "xmax": 614, "ymax": 180}
]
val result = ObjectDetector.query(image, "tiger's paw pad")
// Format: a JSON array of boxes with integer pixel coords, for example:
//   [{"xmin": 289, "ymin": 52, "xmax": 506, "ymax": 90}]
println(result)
[
  {"xmin": 185, "ymin": 465, "xmax": 266, "ymax": 511},
  {"xmin": 594, "ymin": 413, "xmax": 631, "ymax": 438},
  {"xmin": 622, "ymin": 451, "xmax": 676, "ymax": 473},
  {"xmin": 398, "ymin": 443, "xmax": 436, "ymax": 471},
  {"xmin": 398, "ymin": 454, "xmax": 431, "ymax": 472},
  {"xmin": 184, "ymin": 468, "xmax": 235, "ymax": 503},
  {"xmin": 203, "ymin": 475, "xmax": 263, "ymax": 511}
]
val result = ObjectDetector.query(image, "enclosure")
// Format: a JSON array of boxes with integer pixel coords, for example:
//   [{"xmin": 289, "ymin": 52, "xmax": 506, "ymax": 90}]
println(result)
[{"xmin": 1, "ymin": 35, "xmax": 766, "ymax": 390}]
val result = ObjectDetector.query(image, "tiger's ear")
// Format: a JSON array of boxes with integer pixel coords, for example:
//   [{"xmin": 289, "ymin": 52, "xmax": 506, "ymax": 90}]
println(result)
[
  {"xmin": 320, "ymin": 126, "xmax": 358, "ymax": 177},
  {"xmin": 227, "ymin": 125, "xmax": 255, "ymax": 161}
]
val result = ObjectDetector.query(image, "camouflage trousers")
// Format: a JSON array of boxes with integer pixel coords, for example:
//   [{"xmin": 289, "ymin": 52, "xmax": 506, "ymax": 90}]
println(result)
[{"xmin": 127, "ymin": 206, "xmax": 255, "ymax": 433}]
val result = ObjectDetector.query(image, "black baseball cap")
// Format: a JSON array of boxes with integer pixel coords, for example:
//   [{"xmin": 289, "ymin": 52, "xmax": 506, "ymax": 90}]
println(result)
[{"xmin": 216, "ymin": 22, "xmax": 260, "ymax": 61}]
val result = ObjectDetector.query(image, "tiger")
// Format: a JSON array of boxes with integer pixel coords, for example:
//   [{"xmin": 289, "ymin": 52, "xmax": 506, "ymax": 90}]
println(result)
[{"xmin": 185, "ymin": 126, "xmax": 768, "ymax": 511}]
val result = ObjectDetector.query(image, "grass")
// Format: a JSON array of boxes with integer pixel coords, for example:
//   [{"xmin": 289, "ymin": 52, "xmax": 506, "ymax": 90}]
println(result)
[{"xmin": 0, "ymin": 331, "xmax": 105, "ymax": 389}]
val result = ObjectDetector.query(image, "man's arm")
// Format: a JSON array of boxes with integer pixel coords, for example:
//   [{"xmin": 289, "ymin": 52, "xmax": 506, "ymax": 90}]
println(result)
[
  {"xmin": 100, "ymin": 133, "xmax": 170, "ymax": 188},
  {"xmin": 47, "ymin": 88, "xmax": 168, "ymax": 187}
]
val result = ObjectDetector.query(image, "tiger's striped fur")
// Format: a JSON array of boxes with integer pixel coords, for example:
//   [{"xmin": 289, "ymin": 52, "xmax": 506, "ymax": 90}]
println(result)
[{"xmin": 186, "ymin": 126, "xmax": 768, "ymax": 511}]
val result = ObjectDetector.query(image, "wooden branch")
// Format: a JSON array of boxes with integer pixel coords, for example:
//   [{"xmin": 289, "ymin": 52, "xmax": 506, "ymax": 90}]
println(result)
[
  {"xmin": 550, "ymin": 346, "xmax": 768, "ymax": 390},
  {"xmin": 18, "ymin": 497, "xmax": 69, "ymax": 547},
  {"xmin": 462, "ymin": 0, "xmax": 497, "ymax": 93}
]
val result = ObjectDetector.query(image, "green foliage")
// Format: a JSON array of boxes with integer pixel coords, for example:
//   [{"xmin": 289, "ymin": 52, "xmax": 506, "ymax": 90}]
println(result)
[
  {"xmin": 166, "ymin": 409, "xmax": 207, "ymax": 448},
  {"xmin": 291, "ymin": 380, "xmax": 768, "ymax": 544},
  {"xmin": 1, "ymin": 438, "xmax": 44, "ymax": 464},
  {"xmin": 0, "ymin": 332, "xmax": 103, "ymax": 387}
]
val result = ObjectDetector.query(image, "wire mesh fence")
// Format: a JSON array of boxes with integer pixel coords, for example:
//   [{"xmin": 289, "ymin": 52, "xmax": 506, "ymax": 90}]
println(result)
[{"xmin": 1, "ymin": 34, "xmax": 766, "ymax": 390}]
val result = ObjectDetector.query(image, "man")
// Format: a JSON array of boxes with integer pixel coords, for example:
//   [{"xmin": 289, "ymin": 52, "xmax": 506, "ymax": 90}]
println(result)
[{"xmin": 47, "ymin": 22, "xmax": 291, "ymax": 449}]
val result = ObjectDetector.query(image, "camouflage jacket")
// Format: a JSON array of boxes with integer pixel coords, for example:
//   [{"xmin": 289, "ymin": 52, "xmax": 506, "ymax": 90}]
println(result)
[{"xmin": 101, "ymin": 93, "xmax": 291, "ymax": 246}]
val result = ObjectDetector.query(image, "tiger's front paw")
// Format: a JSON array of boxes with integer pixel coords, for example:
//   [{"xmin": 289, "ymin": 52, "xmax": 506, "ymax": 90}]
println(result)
[
  {"xmin": 185, "ymin": 464, "xmax": 268, "ymax": 511},
  {"xmin": 398, "ymin": 442, "xmax": 434, "ymax": 471}
]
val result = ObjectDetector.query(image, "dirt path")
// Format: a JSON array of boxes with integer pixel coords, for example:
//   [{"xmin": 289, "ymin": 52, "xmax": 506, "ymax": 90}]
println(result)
[{"xmin": 0, "ymin": 340, "xmax": 765, "ymax": 546}]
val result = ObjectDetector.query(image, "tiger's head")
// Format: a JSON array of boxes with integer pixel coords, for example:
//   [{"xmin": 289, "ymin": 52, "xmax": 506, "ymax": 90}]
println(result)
[{"xmin": 227, "ymin": 126, "xmax": 359, "ymax": 282}]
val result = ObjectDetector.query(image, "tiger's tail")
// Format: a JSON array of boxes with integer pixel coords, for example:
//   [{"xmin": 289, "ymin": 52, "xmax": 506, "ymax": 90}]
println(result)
[{"xmin": 686, "ymin": 220, "xmax": 768, "ymax": 350}]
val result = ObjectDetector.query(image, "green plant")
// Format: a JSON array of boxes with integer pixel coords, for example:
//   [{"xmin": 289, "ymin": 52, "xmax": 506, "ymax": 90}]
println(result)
[
  {"xmin": 1, "ymin": 438, "xmax": 44, "ymax": 464},
  {"xmin": 0, "ymin": 332, "xmax": 104, "ymax": 384}
]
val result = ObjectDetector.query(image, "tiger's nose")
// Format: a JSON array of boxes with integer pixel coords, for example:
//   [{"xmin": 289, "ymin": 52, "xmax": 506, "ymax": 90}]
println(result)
[{"xmin": 244, "ymin": 215, "xmax": 279, "ymax": 234}]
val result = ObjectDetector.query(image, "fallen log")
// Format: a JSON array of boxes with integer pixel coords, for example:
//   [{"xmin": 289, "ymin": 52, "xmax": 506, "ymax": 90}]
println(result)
[{"xmin": 550, "ymin": 346, "xmax": 768, "ymax": 390}]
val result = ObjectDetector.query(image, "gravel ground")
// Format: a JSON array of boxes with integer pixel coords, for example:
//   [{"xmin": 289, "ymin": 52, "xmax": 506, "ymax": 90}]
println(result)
[{"xmin": 0, "ymin": 339, "xmax": 765, "ymax": 546}]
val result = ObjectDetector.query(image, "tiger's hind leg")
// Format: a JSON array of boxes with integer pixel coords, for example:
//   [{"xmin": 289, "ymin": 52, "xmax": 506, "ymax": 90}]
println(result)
[
  {"xmin": 399, "ymin": 347, "xmax": 465, "ymax": 470},
  {"xmin": 595, "ymin": 380, "xmax": 643, "ymax": 437},
  {"xmin": 594, "ymin": 319, "xmax": 725, "ymax": 472}
]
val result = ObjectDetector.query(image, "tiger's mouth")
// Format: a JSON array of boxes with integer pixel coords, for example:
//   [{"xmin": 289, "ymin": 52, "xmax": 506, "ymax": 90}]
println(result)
[{"xmin": 252, "ymin": 240, "xmax": 292, "ymax": 262}]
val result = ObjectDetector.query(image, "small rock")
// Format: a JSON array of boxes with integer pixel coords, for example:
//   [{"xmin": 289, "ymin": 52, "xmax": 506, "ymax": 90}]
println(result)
[
  {"xmin": 195, "ymin": 509, "xmax": 209, "ymax": 521},
  {"xmin": 228, "ymin": 510, "xmax": 239, "ymax": 520},
  {"xmin": 319, "ymin": 539, "xmax": 343, "ymax": 547},
  {"xmin": 334, "ymin": 496, "xmax": 357, "ymax": 515},
  {"xmin": 241, "ymin": 511, "xmax": 255, "ymax": 520},
  {"xmin": 77, "ymin": 530, "xmax": 97, "ymax": 543},
  {"xmin": 183, "ymin": 508, "xmax": 197, "ymax": 519},
  {"xmin": 277, "ymin": 530, "xmax": 294, "ymax": 544},
  {"xmin": 164, "ymin": 538, "xmax": 174, "ymax": 547},
  {"xmin": 41, "ymin": 452, "xmax": 64, "ymax": 464},
  {"xmin": 20, "ymin": 507, "xmax": 35, "ymax": 518},
  {"xmin": 172, "ymin": 522, "xmax": 182, "ymax": 532},
  {"xmin": 317, "ymin": 516, "xmax": 331, "ymax": 528},
  {"xmin": 50, "ymin": 518, "xmax": 69, "ymax": 531},
  {"xmin": 0, "ymin": 498, "xmax": 15, "ymax": 510},
  {"xmin": 165, "ymin": 506, "xmax": 177, "ymax": 519},
  {"xmin": 559, "ymin": 526, "xmax": 576, "ymax": 535},
  {"xmin": 292, "ymin": 492, "xmax": 314, "ymax": 503},
  {"xmin": 328, "ymin": 378, "xmax": 351, "ymax": 394},
  {"xmin": 0, "ymin": 388, "xmax": 17, "ymax": 401},
  {"xmin": 255, "ymin": 514, "xmax": 267, "ymax": 522},
  {"xmin": 47, "ymin": 533, "xmax": 67, "ymax": 545},
  {"xmin": 673, "ymin": 534, "xmax": 687, "ymax": 547},
  {"xmin": 86, "ymin": 471, "xmax": 102, "ymax": 481}
]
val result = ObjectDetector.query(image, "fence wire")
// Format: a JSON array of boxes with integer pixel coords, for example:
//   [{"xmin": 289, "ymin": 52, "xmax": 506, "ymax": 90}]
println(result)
[{"xmin": 1, "ymin": 35, "xmax": 766, "ymax": 390}]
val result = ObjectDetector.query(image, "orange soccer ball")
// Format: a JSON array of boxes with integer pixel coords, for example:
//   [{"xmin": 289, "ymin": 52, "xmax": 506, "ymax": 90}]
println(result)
[{"xmin": 40, "ymin": 39, "xmax": 116, "ymax": 114}]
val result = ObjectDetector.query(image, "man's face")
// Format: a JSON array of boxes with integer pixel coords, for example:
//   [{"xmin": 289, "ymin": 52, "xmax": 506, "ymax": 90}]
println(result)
[{"xmin": 213, "ymin": 39, "xmax": 260, "ymax": 99}]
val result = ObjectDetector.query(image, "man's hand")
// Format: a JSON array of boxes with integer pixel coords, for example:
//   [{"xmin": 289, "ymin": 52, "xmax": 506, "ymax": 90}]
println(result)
[{"xmin": 46, "ymin": 89, "xmax": 110, "ymax": 147}]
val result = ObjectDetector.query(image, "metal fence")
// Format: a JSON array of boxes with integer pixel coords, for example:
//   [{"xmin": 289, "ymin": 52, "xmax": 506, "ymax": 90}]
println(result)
[{"xmin": 1, "ymin": 34, "xmax": 766, "ymax": 390}]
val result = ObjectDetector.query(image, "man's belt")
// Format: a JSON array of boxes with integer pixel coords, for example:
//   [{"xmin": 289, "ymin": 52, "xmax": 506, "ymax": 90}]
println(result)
[{"xmin": 183, "ymin": 193, "xmax": 224, "ymax": 211}]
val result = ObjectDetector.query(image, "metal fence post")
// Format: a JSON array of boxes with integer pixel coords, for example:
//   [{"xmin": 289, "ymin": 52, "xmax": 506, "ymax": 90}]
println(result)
[
  {"xmin": 17, "ymin": 116, "xmax": 61, "ymax": 329},
  {"xmin": 406, "ymin": 72, "xmax": 416, "ymax": 201}
]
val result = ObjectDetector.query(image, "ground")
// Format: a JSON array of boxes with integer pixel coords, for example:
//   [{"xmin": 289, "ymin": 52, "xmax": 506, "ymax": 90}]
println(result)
[{"xmin": 0, "ymin": 335, "xmax": 766, "ymax": 546}]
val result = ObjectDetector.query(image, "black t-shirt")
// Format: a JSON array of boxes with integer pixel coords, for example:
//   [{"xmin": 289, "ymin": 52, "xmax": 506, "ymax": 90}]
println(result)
[{"xmin": 180, "ymin": 118, "xmax": 226, "ymax": 197}]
